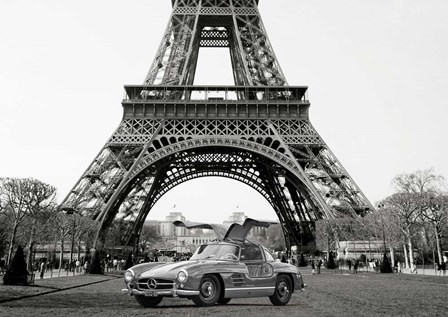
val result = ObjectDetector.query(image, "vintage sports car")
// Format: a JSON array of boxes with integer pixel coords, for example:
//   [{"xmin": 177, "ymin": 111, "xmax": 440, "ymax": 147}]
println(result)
[{"xmin": 122, "ymin": 218, "xmax": 306, "ymax": 307}]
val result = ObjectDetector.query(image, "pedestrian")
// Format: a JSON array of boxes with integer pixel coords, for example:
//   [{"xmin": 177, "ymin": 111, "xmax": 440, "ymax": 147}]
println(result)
[
  {"xmin": 348, "ymin": 259, "xmax": 352, "ymax": 272},
  {"xmin": 84, "ymin": 261, "xmax": 89, "ymax": 274},
  {"xmin": 317, "ymin": 259, "xmax": 322, "ymax": 274},
  {"xmin": 281, "ymin": 254, "xmax": 287, "ymax": 263},
  {"xmin": 397, "ymin": 262, "xmax": 401, "ymax": 274},
  {"xmin": 75, "ymin": 259, "xmax": 81, "ymax": 273},
  {"xmin": 0, "ymin": 257, "xmax": 6, "ymax": 275},
  {"xmin": 353, "ymin": 260, "xmax": 358, "ymax": 274},
  {"xmin": 40, "ymin": 261, "xmax": 45, "ymax": 279},
  {"xmin": 437, "ymin": 261, "xmax": 446, "ymax": 276},
  {"xmin": 311, "ymin": 259, "xmax": 315, "ymax": 275}
]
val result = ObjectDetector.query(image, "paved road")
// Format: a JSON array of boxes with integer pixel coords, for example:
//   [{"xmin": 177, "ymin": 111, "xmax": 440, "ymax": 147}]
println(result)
[{"xmin": 1, "ymin": 270, "xmax": 447, "ymax": 317}]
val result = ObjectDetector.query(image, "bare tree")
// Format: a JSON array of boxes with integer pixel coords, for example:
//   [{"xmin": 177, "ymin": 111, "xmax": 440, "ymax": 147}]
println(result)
[
  {"xmin": 0, "ymin": 178, "xmax": 32, "ymax": 265},
  {"xmin": 393, "ymin": 168, "xmax": 445, "ymax": 194},
  {"xmin": 0, "ymin": 211, "xmax": 9, "ymax": 259},
  {"xmin": 139, "ymin": 225, "xmax": 159, "ymax": 255},
  {"xmin": 392, "ymin": 169, "xmax": 447, "ymax": 267},
  {"xmin": 265, "ymin": 224, "xmax": 286, "ymax": 252},
  {"xmin": 73, "ymin": 215, "xmax": 99, "ymax": 260},
  {"xmin": 315, "ymin": 219, "xmax": 335, "ymax": 256},
  {"xmin": 21, "ymin": 179, "xmax": 57, "ymax": 270},
  {"xmin": 382, "ymin": 193, "xmax": 422, "ymax": 271},
  {"xmin": 422, "ymin": 193, "xmax": 448, "ymax": 264},
  {"xmin": 50, "ymin": 212, "xmax": 72, "ymax": 277}
]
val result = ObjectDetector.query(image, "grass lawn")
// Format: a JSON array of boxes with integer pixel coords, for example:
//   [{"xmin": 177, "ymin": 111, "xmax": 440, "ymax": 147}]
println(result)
[
  {"xmin": 1, "ymin": 268, "xmax": 447, "ymax": 316},
  {"xmin": 300, "ymin": 268, "xmax": 447, "ymax": 316}
]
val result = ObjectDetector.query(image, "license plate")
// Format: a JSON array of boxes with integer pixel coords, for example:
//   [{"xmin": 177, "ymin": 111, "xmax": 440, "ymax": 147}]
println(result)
[{"xmin": 144, "ymin": 291, "xmax": 158, "ymax": 297}]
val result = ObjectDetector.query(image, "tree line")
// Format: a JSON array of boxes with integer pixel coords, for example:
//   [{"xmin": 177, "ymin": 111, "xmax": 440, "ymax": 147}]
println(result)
[
  {"xmin": 1, "ymin": 169, "xmax": 447, "ymax": 273},
  {"xmin": 315, "ymin": 169, "xmax": 448, "ymax": 270},
  {"xmin": 0, "ymin": 177, "xmax": 98, "ymax": 275}
]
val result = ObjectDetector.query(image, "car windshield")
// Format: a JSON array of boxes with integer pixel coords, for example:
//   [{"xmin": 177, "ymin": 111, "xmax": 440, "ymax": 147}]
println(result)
[{"xmin": 190, "ymin": 244, "xmax": 240, "ymax": 261}]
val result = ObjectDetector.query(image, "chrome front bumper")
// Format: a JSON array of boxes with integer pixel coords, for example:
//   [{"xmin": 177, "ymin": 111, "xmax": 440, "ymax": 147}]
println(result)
[{"xmin": 122, "ymin": 286, "xmax": 199, "ymax": 297}]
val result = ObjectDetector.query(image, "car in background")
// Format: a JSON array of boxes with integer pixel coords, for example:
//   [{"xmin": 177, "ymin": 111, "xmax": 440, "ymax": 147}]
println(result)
[{"xmin": 122, "ymin": 218, "xmax": 305, "ymax": 307}]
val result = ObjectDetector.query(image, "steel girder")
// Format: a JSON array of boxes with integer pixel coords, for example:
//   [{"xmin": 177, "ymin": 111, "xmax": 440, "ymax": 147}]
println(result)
[
  {"xmin": 62, "ymin": 116, "xmax": 373, "ymax": 248},
  {"xmin": 61, "ymin": 0, "xmax": 374, "ymax": 250},
  {"xmin": 143, "ymin": 0, "xmax": 286, "ymax": 86}
]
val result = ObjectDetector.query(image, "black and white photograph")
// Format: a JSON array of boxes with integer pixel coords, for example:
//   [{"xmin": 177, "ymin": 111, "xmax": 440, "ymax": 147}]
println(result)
[{"xmin": 1, "ymin": 1, "xmax": 447, "ymax": 316}]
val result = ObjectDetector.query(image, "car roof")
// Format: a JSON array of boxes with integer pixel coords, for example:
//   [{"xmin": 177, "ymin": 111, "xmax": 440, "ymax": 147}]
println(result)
[{"xmin": 173, "ymin": 218, "xmax": 278, "ymax": 242}]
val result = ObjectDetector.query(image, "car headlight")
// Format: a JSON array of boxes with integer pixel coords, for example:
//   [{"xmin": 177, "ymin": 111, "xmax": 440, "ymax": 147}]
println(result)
[
  {"xmin": 124, "ymin": 270, "xmax": 134, "ymax": 283},
  {"xmin": 177, "ymin": 270, "xmax": 188, "ymax": 283}
]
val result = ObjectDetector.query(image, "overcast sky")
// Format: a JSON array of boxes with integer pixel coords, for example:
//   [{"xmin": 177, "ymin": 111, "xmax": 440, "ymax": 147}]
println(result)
[{"xmin": 1, "ymin": 0, "xmax": 447, "ymax": 224}]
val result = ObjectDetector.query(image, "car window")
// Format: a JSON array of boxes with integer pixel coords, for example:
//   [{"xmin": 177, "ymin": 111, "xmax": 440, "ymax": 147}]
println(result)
[
  {"xmin": 240, "ymin": 244, "xmax": 263, "ymax": 261},
  {"xmin": 190, "ymin": 244, "xmax": 240, "ymax": 261},
  {"xmin": 263, "ymin": 248, "xmax": 275, "ymax": 262}
]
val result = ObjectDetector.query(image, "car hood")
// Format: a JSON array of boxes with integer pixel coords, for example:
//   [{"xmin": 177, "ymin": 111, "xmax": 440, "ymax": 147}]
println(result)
[{"xmin": 138, "ymin": 260, "xmax": 206, "ymax": 279}]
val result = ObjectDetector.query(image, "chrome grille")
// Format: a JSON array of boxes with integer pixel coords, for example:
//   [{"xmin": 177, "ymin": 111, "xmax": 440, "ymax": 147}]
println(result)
[
  {"xmin": 137, "ymin": 278, "xmax": 175, "ymax": 290},
  {"xmin": 231, "ymin": 273, "xmax": 245, "ymax": 286}
]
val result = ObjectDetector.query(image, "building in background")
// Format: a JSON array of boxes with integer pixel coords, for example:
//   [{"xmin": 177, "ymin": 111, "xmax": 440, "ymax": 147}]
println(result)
[{"xmin": 144, "ymin": 208, "xmax": 276, "ymax": 253}]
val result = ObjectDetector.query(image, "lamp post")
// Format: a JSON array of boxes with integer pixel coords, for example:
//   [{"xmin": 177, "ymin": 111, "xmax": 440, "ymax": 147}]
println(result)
[
  {"xmin": 63, "ymin": 208, "xmax": 77, "ymax": 276},
  {"xmin": 378, "ymin": 204, "xmax": 392, "ymax": 273}
]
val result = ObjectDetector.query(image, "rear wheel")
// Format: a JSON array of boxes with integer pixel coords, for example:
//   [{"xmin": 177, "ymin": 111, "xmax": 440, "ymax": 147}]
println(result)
[
  {"xmin": 269, "ymin": 274, "xmax": 292, "ymax": 306},
  {"xmin": 192, "ymin": 275, "xmax": 221, "ymax": 307},
  {"xmin": 134, "ymin": 295, "xmax": 163, "ymax": 308}
]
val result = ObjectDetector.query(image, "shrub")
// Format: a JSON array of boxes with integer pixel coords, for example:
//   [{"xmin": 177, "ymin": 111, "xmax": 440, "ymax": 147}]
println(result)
[
  {"xmin": 326, "ymin": 252, "xmax": 337, "ymax": 269},
  {"xmin": 298, "ymin": 253, "xmax": 307, "ymax": 267},
  {"xmin": 380, "ymin": 252, "xmax": 393, "ymax": 273},
  {"xmin": 3, "ymin": 245, "xmax": 29, "ymax": 285}
]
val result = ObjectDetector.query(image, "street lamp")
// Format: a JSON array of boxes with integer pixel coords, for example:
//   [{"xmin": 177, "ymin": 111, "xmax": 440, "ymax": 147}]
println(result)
[
  {"xmin": 377, "ymin": 204, "xmax": 387, "ymax": 253},
  {"xmin": 377, "ymin": 204, "xmax": 392, "ymax": 273},
  {"xmin": 62, "ymin": 208, "xmax": 78, "ymax": 276}
]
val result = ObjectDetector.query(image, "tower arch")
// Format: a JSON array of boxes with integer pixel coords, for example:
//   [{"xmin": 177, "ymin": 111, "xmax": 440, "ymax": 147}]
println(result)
[{"xmin": 61, "ymin": 0, "xmax": 374, "ymax": 251}]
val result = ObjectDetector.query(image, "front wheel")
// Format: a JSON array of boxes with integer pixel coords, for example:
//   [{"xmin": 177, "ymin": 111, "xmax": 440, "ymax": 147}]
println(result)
[
  {"xmin": 134, "ymin": 295, "xmax": 163, "ymax": 308},
  {"xmin": 192, "ymin": 275, "xmax": 221, "ymax": 307},
  {"xmin": 269, "ymin": 274, "xmax": 292, "ymax": 306},
  {"xmin": 217, "ymin": 297, "xmax": 231, "ymax": 305}
]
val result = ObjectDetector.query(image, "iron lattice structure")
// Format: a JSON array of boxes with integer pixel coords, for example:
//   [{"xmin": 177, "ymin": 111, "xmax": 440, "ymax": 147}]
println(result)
[{"xmin": 61, "ymin": 0, "xmax": 374, "ymax": 250}]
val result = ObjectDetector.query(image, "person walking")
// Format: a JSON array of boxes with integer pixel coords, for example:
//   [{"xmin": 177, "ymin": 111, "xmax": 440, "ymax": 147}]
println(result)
[
  {"xmin": 281, "ymin": 254, "xmax": 287, "ymax": 263},
  {"xmin": 0, "ymin": 257, "xmax": 6, "ymax": 275},
  {"xmin": 317, "ymin": 259, "xmax": 322, "ymax": 274},
  {"xmin": 353, "ymin": 260, "xmax": 359, "ymax": 274},
  {"xmin": 40, "ymin": 261, "xmax": 45, "ymax": 279},
  {"xmin": 348, "ymin": 259, "xmax": 352, "ymax": 272}
]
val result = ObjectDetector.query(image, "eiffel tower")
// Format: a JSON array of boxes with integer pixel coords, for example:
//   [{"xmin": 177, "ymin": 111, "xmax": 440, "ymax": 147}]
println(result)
[{"xmin": 61, "ymin": 0, "xmax": 374, "ymax": 250}]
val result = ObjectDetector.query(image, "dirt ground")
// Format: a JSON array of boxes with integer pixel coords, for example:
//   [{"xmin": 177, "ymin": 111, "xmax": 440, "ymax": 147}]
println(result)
[{"xmin": 1, "ymin": 268, "xmax": 447, "ymax": 317}]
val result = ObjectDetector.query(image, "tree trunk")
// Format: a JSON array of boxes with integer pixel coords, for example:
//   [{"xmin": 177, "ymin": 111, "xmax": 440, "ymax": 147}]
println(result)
[
  {"xmin": 58, "ymin": 239, "xmax": 64, "ymax": 277},
  {"xmin": 389, "ymin": 244, "xmax": 395, "ymax": 268},
  {"xmin": 27, "ymin": 219, "xmax": 37, "ymax": 271},
  {"xmin": 77, "ymin": 240, "xmax": 82, "ymax": 261},
  {"xmin": 7, "ymin": 221, "xmax": 19, "ymax": 266},
  {"xmin": 403, "ymin": 244, "xmax": 409, "ymax": 269},
  {"xmin": 408, "ymin": 239, "xmax": 415, "ymax": 272},
  {"xmin": 434, "ymin": 224, "xmax": 443, "ymax": 265}
]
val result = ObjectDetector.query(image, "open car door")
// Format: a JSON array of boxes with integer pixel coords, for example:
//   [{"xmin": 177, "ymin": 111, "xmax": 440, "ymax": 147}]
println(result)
[
  {"xmin": 172, "ymin": 220, "xmax": 230, "ymax": 241},
  {"xmin": 224, "ymin": 218, "xmax": 278, "ymax": 241},
  {"xmin": 173, "ymin": 218, "xmax": 278, "ymax": 242}
]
